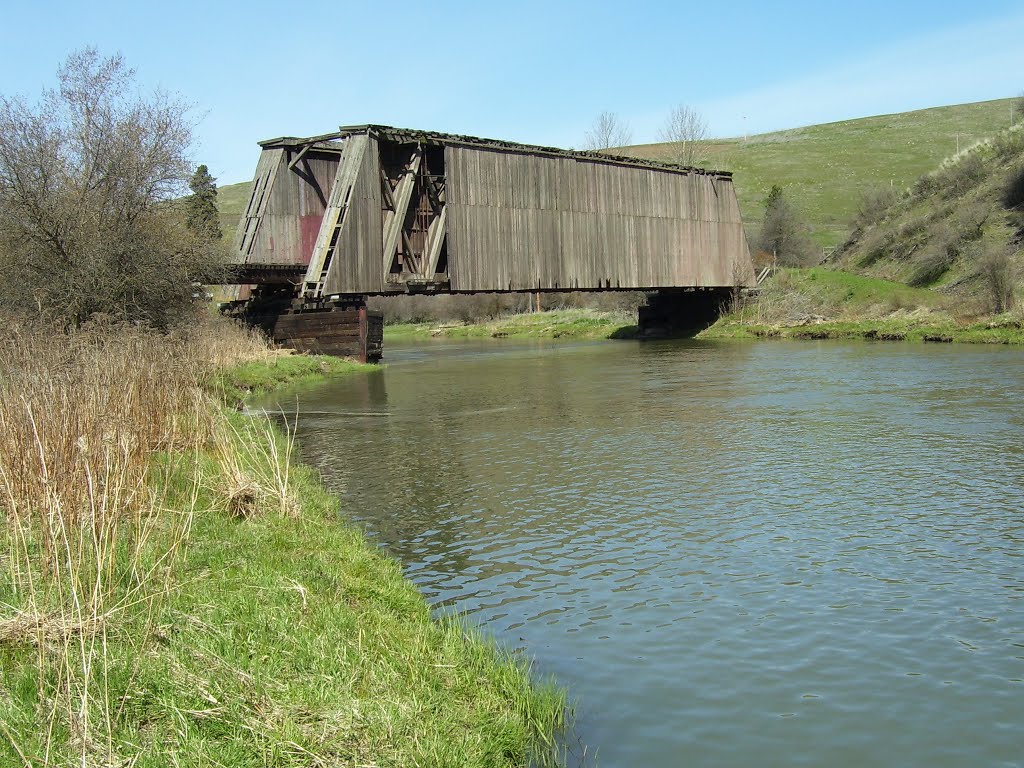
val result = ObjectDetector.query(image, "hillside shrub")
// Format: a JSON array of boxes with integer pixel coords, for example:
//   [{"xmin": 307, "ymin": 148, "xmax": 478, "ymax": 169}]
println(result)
[
  {"xmin": 1004, "ymin": 165, "xmax": 1024, "ymax": 211},
  {"xmin": 852, "ymin": 186, "xmax": 901, "ymax": 231},
  {"xmin": 952, "ymin": 201, "xmax": 989, "ymax": 241},
  {"xmin": 908, "ymin": 208, "xmax": 988, "ymax": 287},
  {"xmin": 936, "ymin": 152, "xmax": 987, "ymax": 200},
  {"xmin": 856, "ymin": 229, "xmax": 889, "ymax": 268},
  {"xmin": 991, "ymin": 123, "xmax": 1024, "ymax": 162},
  {"xmin": 909, "ymin": 248, "xmax": 957, "ymax": 286},
  {"xmin": 978, "ymin": 245, "xmax": 1017, "ymax": 313},
  {"xmin": 912, "ymin": 173, "xmax": 942, "ymax": 200},
  {"xmin": 890, "ymin": 217, "xmax": 931, "ymax": 261}
]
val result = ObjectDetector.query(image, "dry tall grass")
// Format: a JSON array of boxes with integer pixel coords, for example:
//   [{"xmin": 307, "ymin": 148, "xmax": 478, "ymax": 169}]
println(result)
[{"xmin": 0, "ymin": 318, "xmax": 275, "ymax": 764}]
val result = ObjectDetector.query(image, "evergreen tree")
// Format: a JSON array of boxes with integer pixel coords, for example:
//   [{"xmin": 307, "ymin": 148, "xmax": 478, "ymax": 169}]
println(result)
[
  {"xmin": 186, "ymin": 164, "xmax": 222, "ymax": 241},
  {"xmin": 756, "ymin": 185, "xmax": 815, "ymax": 267}
]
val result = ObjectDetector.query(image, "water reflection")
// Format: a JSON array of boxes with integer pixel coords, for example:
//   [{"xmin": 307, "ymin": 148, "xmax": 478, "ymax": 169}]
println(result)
[{"xmin": 261, "ymin": 339, "xmax": 1024, "ymax": 767}]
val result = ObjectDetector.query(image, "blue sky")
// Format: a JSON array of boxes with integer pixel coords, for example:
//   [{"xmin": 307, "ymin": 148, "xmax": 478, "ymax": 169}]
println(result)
[{"xmin": 2, "ymin": 0, "xmax": 1022, "ymax": 184}]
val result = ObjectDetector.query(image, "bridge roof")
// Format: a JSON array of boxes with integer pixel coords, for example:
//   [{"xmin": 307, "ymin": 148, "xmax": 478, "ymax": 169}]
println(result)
[{"xmin": 259, "ymin": 124, "xmax": 732, "ymax": 179}]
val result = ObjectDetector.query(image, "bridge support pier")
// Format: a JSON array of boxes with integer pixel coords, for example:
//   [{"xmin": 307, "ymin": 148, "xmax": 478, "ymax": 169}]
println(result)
[
  {"xmin": 224, "ymin": 290, "xmax": 383, "ymax": 363},
  {"xmin": 637, "ymin": 288, "xmax": 731, "ymax": 338}
]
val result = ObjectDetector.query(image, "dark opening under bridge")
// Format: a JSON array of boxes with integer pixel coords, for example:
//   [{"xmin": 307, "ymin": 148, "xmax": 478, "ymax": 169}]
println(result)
[{"xmin": 226, "ymin": 125, "xmax": 755, "ymax": 361}]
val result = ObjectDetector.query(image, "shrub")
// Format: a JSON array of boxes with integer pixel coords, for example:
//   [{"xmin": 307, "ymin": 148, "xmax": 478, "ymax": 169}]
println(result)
[
  {"xmin": 909, "ymin": 248, "xmax": 957, "ymax": 286},
  {"xmin": 991, "ymin": 123, "xmax": 1024, "ymax": 162},
  {"xmin": 912, "ymin": 173, "xmax": 942, "ymax": 199},
  {"xmin": 1004, "ymin": 164, "xmax": 1024, "ymax": 211},
  {"xmin": 952, "ymin": 200, "xmax": 989, "ymax": 240},
  {"xmin": 0, "ymin": 49, "xmax": 223, "ymax": 328},
  {"xmin": 853, "ymin": 186, "xmax": 901, "ymax": 231},
  {"xmin": 907, "ymin": 210, "xmax": 987, "ymax": 287},
  {"xmin": 936, "ymin": 152, "xmax": 987, "ymax": 200},
  {"xmin": 856, "ymin": 229, "xmax": 889, "ymax": 268},
  {"xmin": 978, "ymin": 245, "xmax": 1017, "ymax": 313},
  {"xmin": 889, "ymin": 217, "xmax": 930, "ymax": 261}
]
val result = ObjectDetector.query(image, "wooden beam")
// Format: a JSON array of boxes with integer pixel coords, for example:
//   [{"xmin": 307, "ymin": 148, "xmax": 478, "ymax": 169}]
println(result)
[
  {"xmin": 422, "ymin": 205, "xmax": 447, "ymax": 277},
  {"xmin": 381, "ymin": 151, "xmax": 421, "ymax": 273},
  {"xmin": 379, "ymin": 168, "xmax": 395, "ymax": 210},
  {"xmin": 301, "ymin": 135, "xmax": 369, "ymax": 297},
  {"xmin": 287, "ymin": 144, "xmax": 311, "ymax": 171}
]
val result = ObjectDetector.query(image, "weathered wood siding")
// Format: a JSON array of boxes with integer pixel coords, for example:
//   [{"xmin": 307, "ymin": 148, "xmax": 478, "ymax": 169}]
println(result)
[
  {"xmin": 444, "ymin": 146, "xmax": 753, "ymax": 291},
  {"xmin": 321, "ymin": 137, "xmax": 385, "ymax": 295},
  {"xmin": 233, "ymin": 148, "xmax": 340, "ymax": 267},
  {"xmin": 272, "ymin": 308, "xmax": 383, "ymax": 362}
]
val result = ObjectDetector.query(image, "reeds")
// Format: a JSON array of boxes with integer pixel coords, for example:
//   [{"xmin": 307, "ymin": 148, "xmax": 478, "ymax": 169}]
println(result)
[
  {"xmin": 0, "ymin": 319, "xmax": 273, "ymax": 764},
  {"xmin": 0, "ymin": 318, "xmax": 568, "ymax": 766}
]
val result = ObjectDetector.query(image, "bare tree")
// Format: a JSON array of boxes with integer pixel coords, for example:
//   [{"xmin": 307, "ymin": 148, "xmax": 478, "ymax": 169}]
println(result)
[
  {"xmin": 659, "ymin": 104, "xmax": 709, "ymax": 167},
  {"xmin": 583, "ymin": 111, "xmax": 632, "ymax": 151},
  {"xmin": 0, "ymin": 48, "xmax": 223, "ymax": 328}
]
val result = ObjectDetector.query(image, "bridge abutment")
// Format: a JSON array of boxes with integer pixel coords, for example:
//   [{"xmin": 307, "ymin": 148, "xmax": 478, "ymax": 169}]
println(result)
[
  {"xmin": 224, "ymin": 290, "xmax": 383, "ymax": 363},
  {"xmin": 637, "ymin": 288, "xmax": 731, "ymax": 338}
]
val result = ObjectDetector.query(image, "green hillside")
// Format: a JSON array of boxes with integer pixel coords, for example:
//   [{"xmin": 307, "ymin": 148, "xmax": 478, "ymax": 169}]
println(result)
[
  {"xmin": 833, "ymin": 121, "xmax": 1023, "ymax": 307},
  {"xmin": 703, "ymin": 118, "xmax": 1024, "ymax": 343},
  {"xmin": 626, "ymin": 98, "xmax": 1017, "ymax": 248},
  {"xmin": 216, "ymin": 180, "xmax": 252, "ymax": 238},
  {"xmin": 216, "ymin": 99, "xmax": 1018, "ymax": 249}
]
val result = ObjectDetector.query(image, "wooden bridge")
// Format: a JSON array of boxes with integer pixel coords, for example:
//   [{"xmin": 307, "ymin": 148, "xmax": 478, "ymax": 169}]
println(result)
[{"xmin": 226, "ymin": 125, "xmax": 754, "ymax": 360}]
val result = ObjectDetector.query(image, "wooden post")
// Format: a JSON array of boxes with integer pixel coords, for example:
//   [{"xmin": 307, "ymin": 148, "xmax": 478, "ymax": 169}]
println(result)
[{"xmin": 358, "ymin": 304, "xmax": 368, "ymax": 364}]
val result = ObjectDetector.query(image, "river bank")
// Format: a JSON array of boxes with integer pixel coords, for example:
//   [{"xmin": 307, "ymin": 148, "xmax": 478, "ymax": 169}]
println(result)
[
  {"xmin": 698, "ymin": 267, "xmax": 1024, "ymax": 345},
  {"xmin": 0, "ymin": 322, "xmax": 565, "ymax": 767},
  {"xmin": 384, "ymin": 268, "xmax": 1024, "ymax": 346},
  {"xmin": 385, "ymin": 308, "xmax": 637, "ymax": 341}
]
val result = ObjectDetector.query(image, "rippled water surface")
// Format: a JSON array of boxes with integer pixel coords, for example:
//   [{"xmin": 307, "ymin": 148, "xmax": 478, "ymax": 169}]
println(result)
[{"xmin": 262, "ymin": 339, "xmax": 1024, "ymax": 766}]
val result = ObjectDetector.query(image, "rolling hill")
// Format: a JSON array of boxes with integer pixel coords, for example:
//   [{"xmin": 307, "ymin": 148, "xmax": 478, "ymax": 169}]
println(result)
[
  {"xmin": 216, "ymin": 98, "xmax": 1019, "ymax": 250},
  {"xmin": 833, "ymin": 120, "xmax": 1023, "ymax": 307}
]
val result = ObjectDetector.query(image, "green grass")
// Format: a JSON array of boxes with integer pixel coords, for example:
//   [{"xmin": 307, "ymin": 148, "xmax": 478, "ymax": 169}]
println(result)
[
  {"xmin": 1, "ymin": 356, "xmax": 567, "ymax": 766},
  {"xmin": 216, "ymin": 180, "xmax": 253, "ymax": 238},
  {"xmin": 117, "ymin": 413, "xmax": 566, "ymax": 767},
  {"xmin": 702, "ymin": 316, "xmax": 1024, "ymax": 345},
  {"xmin": 761, "ymin": 267, "xmax": 946, "ymax": 313},
  {"xmin": 702, "ymin": 267, "xmax": 1024, "ymax": 345},
  {"xmin": 209, "ymin": 352, "xmax": 374, "ymax": 407},
  {"xmin": 384, "ymin": 309, "xmax": 637, "ymax": 341}
]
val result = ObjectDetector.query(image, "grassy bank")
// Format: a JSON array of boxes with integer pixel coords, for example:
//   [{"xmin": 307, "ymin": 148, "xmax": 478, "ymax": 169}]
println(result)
[
  {"xmin": 212, "ymin": 351, "xmax": 375, "ymax": 407},
  {"xmin": 701, "ymin": 267, "xmax": 1024, "ymax": 344},
  {"xmin": 0, "ymin": 321, "xmax": 565, "ymax": 766},
  {"xmin": 385, "ymin": 308, "xmax": 637, "ymax": 341}
]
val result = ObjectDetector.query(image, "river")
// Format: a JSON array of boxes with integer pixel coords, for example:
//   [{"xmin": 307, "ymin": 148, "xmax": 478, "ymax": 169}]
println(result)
[{"xmin": 258, "ymin": 338, "xmax": 1024, "ymax": 766}]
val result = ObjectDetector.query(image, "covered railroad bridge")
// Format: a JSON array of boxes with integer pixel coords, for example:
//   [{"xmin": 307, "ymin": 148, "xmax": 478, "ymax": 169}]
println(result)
[{"xmin": 227, "ymin": 125, "xmax": 754, "ymax": 361}]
